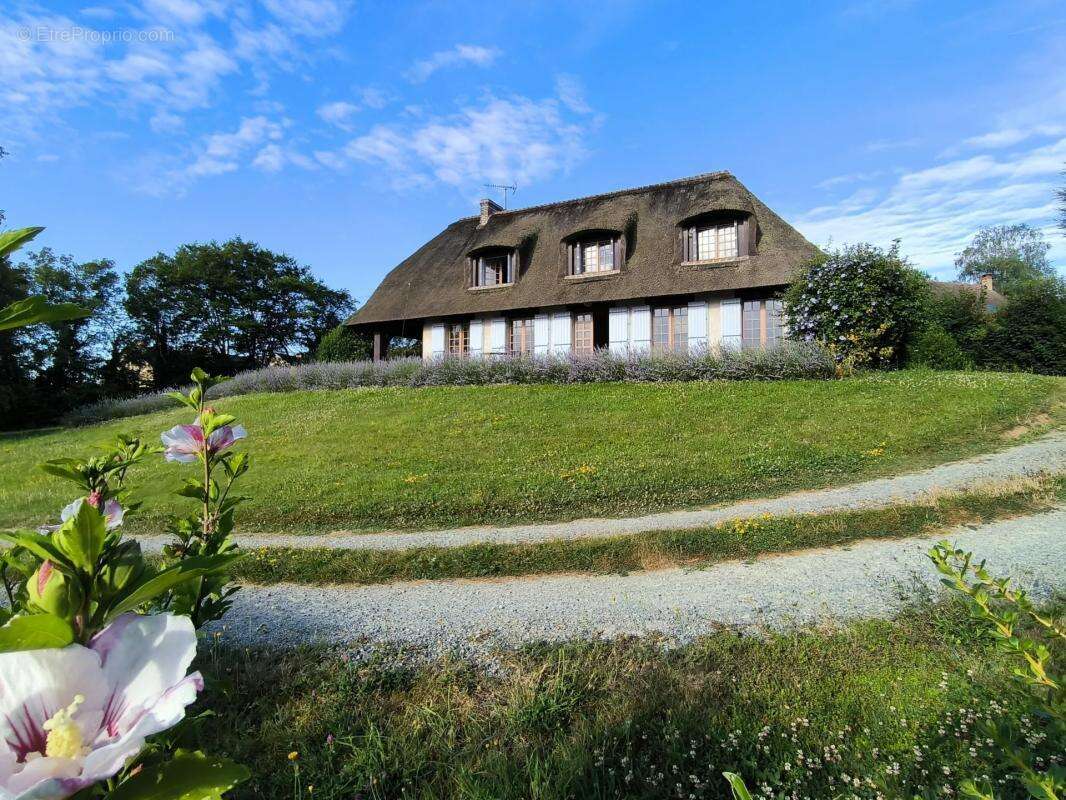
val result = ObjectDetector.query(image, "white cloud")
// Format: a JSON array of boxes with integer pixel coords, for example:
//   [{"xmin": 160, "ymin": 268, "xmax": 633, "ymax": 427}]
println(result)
[
  {"xmin": 406, "ymin": 44, "xmax": 501, "ymax": 83},
  {"xmin": 181, "ymin": 115, "xmax": 283, "ymax": 180},
  {"xmin": 359, "ymin": 87, "xmax": 389, "ymax": 109},
  {"xmin": 944, "ymin": 124, "xmax": 1066, "ymax": 155},
  {"xmin": 320, "ymin": 89, "xmax": 595, "ymax": 191},
  {"xmin": 864, "ymin": 136, "xmax": 922, "ymax": 153},
  {"xmin": 815, "ymin": 170, "xmax": 885, "ymax": 190},
  {"xmin": 317, "ymin": 100, "xmax": 359, "ymax": 129},
  {"xmin": 797, "ymin": 135, "xmax": 1066, "ymax": 276},
  {"xmin": 261, "ymin": 0, "xmax": 350, "ymax": 36}
]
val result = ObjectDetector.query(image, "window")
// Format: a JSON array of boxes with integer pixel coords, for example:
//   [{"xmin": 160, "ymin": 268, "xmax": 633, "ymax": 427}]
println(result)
[
  {"xmin": 470, "ymin": 251, "xmax": 515, "ymax": 287},
  {"xmin": 682, "ymin": 216, "xmax": 749, "ymax": 262},
  {"xmin": 568, "ymin": 236, "xmax": 619, "ymax": 275},
  {"xmin": 652, "ymin": 306, "xmax": 688, "ymax": 353},
  {"xmin": 766, "ymin": 299, "xmax": 785, "ymax": 346},
  {"xmin": 509, "ymin": 318, "xmax": 534, "ymax": 355},
  {"xmin": 573, "ymin": 313, "xmax": 594, "ymax": 355},
  {"xmin": 447, "ymin": 322, "xmax": 469, "ymax": 357},
  {"xmin": 742, "ymin": 300, "xmax": 761, "ymax": 350},
  {"xmin": 695, "ymin": 222, "xmax": 738, "ymax": 260}
]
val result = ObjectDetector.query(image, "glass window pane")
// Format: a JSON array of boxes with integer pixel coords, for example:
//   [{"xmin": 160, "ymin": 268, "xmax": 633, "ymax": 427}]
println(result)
[{"xmin": 742, "ymin": 300, "xmax": 761, "ymax": 349}]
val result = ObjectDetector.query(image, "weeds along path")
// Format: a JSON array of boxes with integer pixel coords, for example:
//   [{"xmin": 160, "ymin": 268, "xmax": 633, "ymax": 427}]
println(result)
[
  {"xmin": 210, "ymin": 509, "xmax": 1066, "ymax": 654},
  {"xmin": 141, "ymin": 431, "xmax": 1066, "ymax": 552}
]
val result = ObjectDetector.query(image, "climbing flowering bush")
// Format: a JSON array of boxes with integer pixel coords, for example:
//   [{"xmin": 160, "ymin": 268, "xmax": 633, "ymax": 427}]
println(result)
[
  {"xmin": 0, "ymin": 366, "xmax": 250, "ymax": 799},
  {"xmin": 784, "ymin": 241, "xmax": 929, "ymax": 370}
]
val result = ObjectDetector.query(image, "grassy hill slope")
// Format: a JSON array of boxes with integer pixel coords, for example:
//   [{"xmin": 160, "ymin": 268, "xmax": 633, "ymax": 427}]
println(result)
[{"xmin": 1, "ymin": 371, "xmax": 1062, "ymax": 535}]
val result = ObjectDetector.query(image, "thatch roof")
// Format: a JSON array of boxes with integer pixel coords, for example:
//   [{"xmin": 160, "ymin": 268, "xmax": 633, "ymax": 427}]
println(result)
[
  {"xmin": 349, "ymin": 172, "xmax": 820, "ymax": 328},
  {"xmin": 929, "ymin": 280, "xmax": 1007, "ymax": 309}
]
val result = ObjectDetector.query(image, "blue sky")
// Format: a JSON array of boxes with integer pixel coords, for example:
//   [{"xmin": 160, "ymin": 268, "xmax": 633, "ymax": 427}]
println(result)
[{"xmin": 2, "ymin": 0, "xmax": 1064, "ymax": 305}]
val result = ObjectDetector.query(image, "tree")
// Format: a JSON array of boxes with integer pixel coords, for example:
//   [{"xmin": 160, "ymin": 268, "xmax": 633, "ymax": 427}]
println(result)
[
  {"xmin": 784, "ymin": 241, "xmax": 929, "ymax": 369},
  {"xmin": 982, "ymin": 277, "xmax": 1066, "ymax": 376},
  {"xmin": 125, "ymin": 238, "xmax": 354, "ymax": 388},
  {"xmin": 0, "ymin": 227, "xmax": 92, "ymax": 427},
  {"xmin": 315, "ymin": 324, "xmax": 372, "ymax": 362},
  {"xmin": 19, "ymin": 248, "xmax": 123, "ymax": 406},
  {"xmin": 954, "ymin": 224, "xmax": 1053, "ymax": 295}
]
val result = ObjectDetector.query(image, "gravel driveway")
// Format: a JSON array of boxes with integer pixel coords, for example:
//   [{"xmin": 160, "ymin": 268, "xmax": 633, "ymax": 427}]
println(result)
[
  {"xmin": 142, "ymin": 432, "xmax": 1066, "ymax": 553},
  {"xmin": 211, "ymin": 508, "xmax": 1066, "ymax": 655}
]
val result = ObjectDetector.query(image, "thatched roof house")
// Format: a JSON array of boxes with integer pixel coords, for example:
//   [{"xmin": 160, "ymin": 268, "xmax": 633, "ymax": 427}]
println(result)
[{"xmin": 349, "ymin": 171, "xmax": 822, "ymax": 359}]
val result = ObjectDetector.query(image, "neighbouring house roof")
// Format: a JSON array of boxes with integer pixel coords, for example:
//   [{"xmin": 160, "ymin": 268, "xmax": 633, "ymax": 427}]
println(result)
[
  {"xmin": 348, "ymin": 171, "xmax": 821, "ymax": 328},
  {"xmin": 929, "ymin": 280, "xmax": 1008, "ymax": 309}
]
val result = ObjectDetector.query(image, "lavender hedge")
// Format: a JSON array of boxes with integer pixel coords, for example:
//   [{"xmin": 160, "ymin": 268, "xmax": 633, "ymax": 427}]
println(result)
[{"xmin": 62, "ymin": 342, "xmax": 834, "ymax": 426}]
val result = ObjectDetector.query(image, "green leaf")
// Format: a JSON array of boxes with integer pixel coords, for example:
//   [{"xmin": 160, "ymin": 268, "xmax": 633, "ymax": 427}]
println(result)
[
  {"xmin": 105, "ymin": 750, "xmax": 249, "ymax": 800},
  {"xmin": 54, "ymin": 501, "xmax": 106, "ymax": 573},
  {"xmin": 0, "ymin": 296, "xmax": 91, "ymax": 332},
  {"xmin": 0, "ymin": 614, "xmax": 74, "ymax": 652},
  {"xmin": 0, "ymin": 531, "xmax": 73, "ymax": 568},
  {"xmin": 190, "ymin": 367, "xmax": 209, "ymax": 385},
  {"xmin": 0, "ymin": 226, "xmax": 44, "ymax": 258},
  {"xmin": 38, "ymin": 459, "xmax": 87, "ymax": 484},
  {"xmin": 104, "ymin": 553, "xmax": 244, "ymax": 620},
  {"xmin": 722, "ymin": 773, "xmax": 754, "ymax": 800},
  {"xmin": 166, "ymin": 391, "xmax": 196, "ymax": 410}
]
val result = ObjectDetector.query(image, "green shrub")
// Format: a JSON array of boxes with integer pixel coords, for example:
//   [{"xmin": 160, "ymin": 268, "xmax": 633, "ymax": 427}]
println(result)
[
  {"xmin": 982, "ymin": 278, "xmax": 1066, "ymax": 376},
  {"xmin": 314, "ymin": 324, "xmax": 372, "ymax": 362},
  {"xmin": 928, "ymin": 288, "xmax": 991, "ymax": 359},
  {"xmin": 908, "ymin": 324, "xmax": 973, "ymax": 370},
  {"xmin": 784, "ymin": 242, "xmax": 929, "ymax": 369}
]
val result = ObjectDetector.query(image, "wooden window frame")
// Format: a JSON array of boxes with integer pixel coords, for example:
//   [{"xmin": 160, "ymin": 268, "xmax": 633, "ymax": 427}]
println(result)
[
  {"xmin": 652, "ymin": 306, "xmax": 688, "ymax": 353},
  {"xmin": 509, "ymin": 317, "xmax": 534, "ymax": 356},
  {"xmin": 741, "ymin": 300, "xmax": 762, "ymax": 350},
  {"xmin": 469, "ymin": 250, "xmax": 516, "ymax": 288},
  {"xmin": 567, "ymin": 235, "xmax": 621, "ymax": 276},
  {"xmin": 572, "ymin": 313, "xmax": 594, "ymax": 355},
  {"xmin": 447, "ymin": 322, "xmax": 469, "ymax": 357},
  {"xmin": 681, "ymin": 216, "xmax": 751, "ymax": 263}
]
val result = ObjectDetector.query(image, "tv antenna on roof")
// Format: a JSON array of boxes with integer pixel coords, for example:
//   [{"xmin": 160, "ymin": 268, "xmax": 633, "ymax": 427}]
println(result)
[{"xmin": 484, "ymin": 182, "xmax": 517, "ymax": 209}]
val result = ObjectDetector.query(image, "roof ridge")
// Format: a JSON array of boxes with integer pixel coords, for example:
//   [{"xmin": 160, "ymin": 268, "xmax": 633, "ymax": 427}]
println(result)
[{"xmin": 453, "ymin": 171, "xmax": 735, "ymax": 223}]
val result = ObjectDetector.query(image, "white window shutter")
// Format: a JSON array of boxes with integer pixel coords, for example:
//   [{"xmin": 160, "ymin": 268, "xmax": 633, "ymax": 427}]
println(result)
[
  {"xmin": 468, "ymin": 319, "xmax": 483, "ymax": 358},
  {"xmin": 489, "ymin": 318, "xmax": 507, "ymax": 354},
  {"xmin": 549, "ymin": 311, "xmax": 571, "ymax": 355},
  {"xmin": 608, "ymin": 307, "xmax": 629, "ymax": 353},
  {"xmin": 688, "ymin": 300, "xmax": 708, "ymax": 351},
  {"xmin": 533, "ymin": 314, "xmax": 551, "ymax": 355},
  {"xmin": 720, "ymin": 298, "xmax": 742, "ymax": 348},
  {"xmin": 630, "ymin": 306, "xmax": 651, "ymax": 352},
  {"xmin": 429, "ymin": 323, "xmax": 445, "ymax": 357}
]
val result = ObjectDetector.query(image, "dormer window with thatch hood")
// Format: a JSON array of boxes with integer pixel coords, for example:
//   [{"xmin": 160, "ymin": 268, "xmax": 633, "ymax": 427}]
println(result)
[
  {"xmin": 468, "ymin": 247, "xmax": 517, "ymax": 289},
  {"xmin": 680, "ymin": 211, "xmax": 755, "ymax": 264},
  {"xmin": 564, "ymin": 231, "xmax": 623, "ymax": 277}
]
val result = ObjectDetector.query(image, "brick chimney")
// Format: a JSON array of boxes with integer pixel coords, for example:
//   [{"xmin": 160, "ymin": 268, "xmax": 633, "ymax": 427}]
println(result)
[
  {"xmin": 979, "ymin": 273, "xmax": 995, "ymax": 294},
  {"xmin": 479, "ymin": 198, "xmax": 503, "ymax": 227}
]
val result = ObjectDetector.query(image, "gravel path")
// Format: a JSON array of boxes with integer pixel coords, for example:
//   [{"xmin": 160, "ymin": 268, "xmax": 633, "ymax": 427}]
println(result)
[
  {"xmin": 143, "ymin": 432, "xmax": 1066, "ymax": 553},
  {"xmin": 211, "ymin": 509, "xmax": 1066, "ymax": 654}
]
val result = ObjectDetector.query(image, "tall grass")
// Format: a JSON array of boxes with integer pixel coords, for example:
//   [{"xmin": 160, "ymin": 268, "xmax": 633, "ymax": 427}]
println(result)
[{"xmin": 62, "ymin": 343, "xmax": 834, "ymax": 426}]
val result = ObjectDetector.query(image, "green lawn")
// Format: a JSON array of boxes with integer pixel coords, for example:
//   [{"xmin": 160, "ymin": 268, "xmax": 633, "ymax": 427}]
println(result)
[
  {"xmin": 1, "ymin": 371, "xmax": 1063, "ymax": 534},
  {"xmin": 232, "ymin": 477, "xmax": 1064, "ymax": 585},
  {"xmin": 194, "ymin": 600, "xmax": 1060, "ymax": 800}
]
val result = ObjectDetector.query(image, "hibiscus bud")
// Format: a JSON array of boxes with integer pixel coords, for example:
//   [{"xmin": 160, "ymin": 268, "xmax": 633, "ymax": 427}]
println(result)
[
  {"xmin": 99, "ymin": 541, "xmax": 146, "ymax": 598},
  {"xmin": 87, "ymin": 491, "xmax": 103, "ymax": 509},
  {"xmin": 27, "ymin": 560, "xmax": 84, "ymax": 621}
]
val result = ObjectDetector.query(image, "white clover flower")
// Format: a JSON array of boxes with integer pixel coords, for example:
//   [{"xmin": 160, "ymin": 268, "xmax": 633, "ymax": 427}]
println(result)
[{"xmin": 0, "ymin": 614, "xmax": 201, "ymax": 799}]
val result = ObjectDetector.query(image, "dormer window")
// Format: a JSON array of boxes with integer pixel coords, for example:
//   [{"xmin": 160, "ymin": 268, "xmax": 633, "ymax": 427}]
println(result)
[
  {"xmin": 681, "ymin": 213, "xmax": 752, "ymax": 263},
  {"xmin": 469, "ymin": 249, "xmax": 516, "ymax": 288},
  {"xmin": 566, "ymin": 233, "xmax": 622, "ymax": 276}
]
